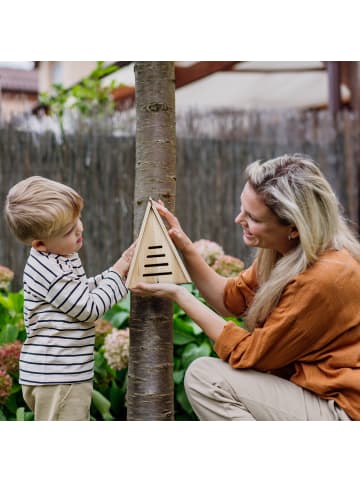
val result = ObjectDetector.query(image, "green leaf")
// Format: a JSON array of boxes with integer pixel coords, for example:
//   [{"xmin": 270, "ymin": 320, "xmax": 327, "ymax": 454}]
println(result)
[
  {"xmin": 16, "ymin": 407, "xmax": 25, "ymax": 421},
  {"xmin": 173, "ymin": 316, "xmax": 195, "ymax": 334},
  {"xmin": 118, "ymin": 293, "xmax": 131, "ymax": 311},
  {"xmin": 8, "ymin": 291, "xmax": 24, "ymax": 314},
  {"xmin": 4, "ymin": 392, "xmax": 18, "ymax": 414},
  {"xmin": 91, "ymin": 389, "xmax": 114, "ymax": 421},
  {"xmin": 173, "ymin": 369, "xmax": 185, "ymax": 384},
  {"xmin": 0, "ymin": 323, "xmax": 18, "ymax": 344},
  {"xmin": 0, "ymin": 408, "xmax": 7, "ymax": 421},
  {"xmin": 175, "ymin": 384, "xmax": 193, "ymax": 415},
  {"xmin": 187, "ymin": 319, "xmax": 203, "ymax": 335},
  {"xmin": 173, "ymin": 316, "xmax": 203, "ymax": 342},
  {"xmin": 181, "ymin": 341, "xmax": 212, "ymax": 369},
  {"xmin": 0, "ymin": 293, "xmax": 12, "ymax": 310},
  {"xmin": 39, "ymin": 92, "xmax": 50, "ymax": 105},
  {"xmin": 109, "ymin": 380, "xmax": 125, "ymax": 408},
  {"xmin": 94, "ymin": 352, "xmax": 109, "ymax": 377},
  {"xmin": 24, "ymin": 411, "xmax": 34, "ymax": 421},
  {"xmin": 173, "ymin": 328, "xmax": 196, "ymax": 345},
  {"xmin": 103, "ymin": 294, "xmax": 130, "ymax": 322},
  {"xmin": 111, "ymin": 311, "xmax": 129, "ymax": 329},
  {"xmin": 103, "ymin": 304, "xmax": 121, "ymax": 320},
  {"xmin": 10, "ymin": 384, "xmax": 21, "ymax": 396},
  {"xmin": 182, "ymin": 283, "xmax": 193, "ymax": 293}
]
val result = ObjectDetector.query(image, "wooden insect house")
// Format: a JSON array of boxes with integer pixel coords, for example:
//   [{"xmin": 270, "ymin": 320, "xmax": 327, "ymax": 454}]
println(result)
[{"xmin": 126, "ymin": 199, "xmax": 191, "ymax": 289}]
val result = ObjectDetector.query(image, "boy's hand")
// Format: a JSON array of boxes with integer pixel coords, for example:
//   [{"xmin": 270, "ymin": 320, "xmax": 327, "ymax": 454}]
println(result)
[{"xmin": 112, "ymin": 240, "xmax": 137, "ymax": 278}]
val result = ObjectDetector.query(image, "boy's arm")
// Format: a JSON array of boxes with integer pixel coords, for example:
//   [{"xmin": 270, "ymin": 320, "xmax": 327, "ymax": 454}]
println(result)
[
  {"xmin": 86, "ymin": 240, "xmax": 135, "ymax": 292},
  {"xmin": 87, "ymin": 270, "xmax": 110, "ymax": 292},
  {"xmin": 45, "ymin": 269, "xmax": 127, "ymax": 322}
]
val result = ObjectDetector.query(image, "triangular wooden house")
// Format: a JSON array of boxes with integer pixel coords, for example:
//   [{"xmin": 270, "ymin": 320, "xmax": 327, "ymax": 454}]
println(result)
[{"xmin": 126, "ymin": 199, "xmax": 191, "ymax": 289}]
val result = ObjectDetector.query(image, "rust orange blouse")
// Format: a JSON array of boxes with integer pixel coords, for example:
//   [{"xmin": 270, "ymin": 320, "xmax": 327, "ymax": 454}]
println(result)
[{"xmin": 214, "ymin": 249, "xmax": 360, "ymax": 420}]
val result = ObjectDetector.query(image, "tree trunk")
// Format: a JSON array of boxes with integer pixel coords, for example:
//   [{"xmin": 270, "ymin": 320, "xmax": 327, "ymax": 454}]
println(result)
[{"xmin": 127, "ymin": 62, "xmax": 176, "ymax": 420}]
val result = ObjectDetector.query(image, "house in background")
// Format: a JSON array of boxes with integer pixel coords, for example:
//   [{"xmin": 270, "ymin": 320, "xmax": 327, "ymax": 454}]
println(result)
[
  {"xmin": 1, "ymin": 61, "xmax": 360, "ymax": 118},
  {"xmin": 0, "ymin": 62, "xmax": 39, "ymax": 120},
  {"xmin": 0, "ymin": 61, "xmax": 100, "ymax": 120},
  {"xmin": 37, "ymin": 61, "xmax": 98, "ymax": 91}
]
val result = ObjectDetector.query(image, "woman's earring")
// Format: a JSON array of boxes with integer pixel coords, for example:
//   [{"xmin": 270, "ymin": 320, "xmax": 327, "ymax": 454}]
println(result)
[{"xmin": 288, "ymin": 235, "xmax": 292, "ymax": 241}]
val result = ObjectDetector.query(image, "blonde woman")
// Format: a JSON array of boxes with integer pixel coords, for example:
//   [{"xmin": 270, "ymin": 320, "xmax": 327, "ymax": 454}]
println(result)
[{"xmin": 131, "ymin": 154, "xmax": 360, "ymax": 421}]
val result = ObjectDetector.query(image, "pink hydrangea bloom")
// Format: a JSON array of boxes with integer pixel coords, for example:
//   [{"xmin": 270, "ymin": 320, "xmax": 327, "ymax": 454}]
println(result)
[
  {"xmin": 95, "ymin": 319, "xmax": 113, "ymax": 336},
  {"xmin": 0, "ymin": 265, "xmax": 14, "ymax": 290},
  {"xmin": 0, "ymin": 340, "xmax": 22, "ymax": 375},
  {"xmin": 95, "ymin": 318, "xmax": 113, "ymax": 346},
  {"xmin": 212, "ymin": 255, "xmax": 245, "ymax": 277},
  {"xmin": 104, "ymin": 328, "xmax": 129, "ymax": 370},
  {"xmin": 193, "ymin": 239, "xmax": 224, "ymax": 266},
  {"xmin": 0, "ymin": 368, "xmax": 12, "ymax": 405}
]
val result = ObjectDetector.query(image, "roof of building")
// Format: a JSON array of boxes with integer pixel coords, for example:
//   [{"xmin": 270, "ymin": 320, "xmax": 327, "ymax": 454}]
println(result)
[{"xmin": 0, "ymin": 67, "xmax": 38, "ymax": 93}]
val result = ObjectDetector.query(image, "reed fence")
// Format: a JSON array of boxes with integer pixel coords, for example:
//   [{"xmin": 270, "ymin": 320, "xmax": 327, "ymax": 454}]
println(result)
[{"xmin": 1, "ymin": 109, "xmax": 359, "ymax": 289}]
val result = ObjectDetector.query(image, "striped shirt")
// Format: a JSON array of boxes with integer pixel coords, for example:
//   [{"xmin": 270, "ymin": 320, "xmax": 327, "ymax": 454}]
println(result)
[{"xmin": 20, "ymin": 248, "xmax": 127, "ymax": 385}]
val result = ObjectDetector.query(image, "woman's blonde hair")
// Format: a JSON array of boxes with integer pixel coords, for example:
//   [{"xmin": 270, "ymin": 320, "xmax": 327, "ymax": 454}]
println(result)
[
  {"xmin": 244, "ymin": 154, "xmax": 360, "ymax": 330},
  {"xmin": 5, "ymin": 176, "xmax": 83, "ymax": 243}
]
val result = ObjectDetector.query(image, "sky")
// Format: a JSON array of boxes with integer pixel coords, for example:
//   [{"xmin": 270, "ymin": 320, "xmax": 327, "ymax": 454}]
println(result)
[{"xmin": 0, "ymin": 61, "xmax": 35, "ymax": 70}]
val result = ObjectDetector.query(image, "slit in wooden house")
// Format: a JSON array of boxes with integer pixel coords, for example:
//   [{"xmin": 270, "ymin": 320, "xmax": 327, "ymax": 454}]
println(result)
[{"xmin": 144, "ymin": 263, "xmax": 169, "ymax": 267}]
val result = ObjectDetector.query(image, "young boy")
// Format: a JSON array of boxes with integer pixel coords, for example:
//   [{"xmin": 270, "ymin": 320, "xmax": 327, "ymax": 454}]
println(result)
[{"xmin": 5, "ymin": 176, "xmax": 135, "ymax": 421}]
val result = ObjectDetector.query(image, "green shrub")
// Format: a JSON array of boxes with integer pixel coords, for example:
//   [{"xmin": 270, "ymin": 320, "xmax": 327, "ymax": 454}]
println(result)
[
  {"xmin": 0, "ymin": 289, "xmax": 33, "ymax": 421},
  {"xmin": 0, "ymin": 240, "xmax": 244, "ymax": 420},
  {"xmin": 96, "ymin": 286, "xmax": 243, "ymax": 420}
]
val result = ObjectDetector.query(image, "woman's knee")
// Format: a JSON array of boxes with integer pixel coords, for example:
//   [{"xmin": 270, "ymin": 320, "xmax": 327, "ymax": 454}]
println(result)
[{"xmin": 184, "ymin": 356, "xmax": 224, "ymax": 395}]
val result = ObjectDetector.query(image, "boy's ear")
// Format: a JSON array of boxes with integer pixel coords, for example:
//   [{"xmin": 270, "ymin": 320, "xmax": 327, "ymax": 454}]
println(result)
[{"xmin": 32, "ymin": 240, "xmax": 48, "ymax": 252}]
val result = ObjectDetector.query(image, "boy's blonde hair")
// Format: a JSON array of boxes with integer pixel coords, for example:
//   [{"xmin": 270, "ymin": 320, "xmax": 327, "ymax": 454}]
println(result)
[{"xmin": 5, "ymin": 176, "xmax": 83, "ymax": 243}]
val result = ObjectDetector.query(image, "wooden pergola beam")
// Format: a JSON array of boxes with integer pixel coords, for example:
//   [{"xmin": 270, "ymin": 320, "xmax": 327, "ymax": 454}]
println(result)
[
  {"xmin": 112, "ymin": 61, "xmax": 239, "ymax": 108},
  {"xmin": 112, "ymin": 61, "xmax": 356, "ymax": 113},
  {"xmin": 112, "ymin": 85, "xmax": 136, "ymax": 109},
  {"xmin": 175, "ymin": 61, "xmax": 238, "ymax": 88}
]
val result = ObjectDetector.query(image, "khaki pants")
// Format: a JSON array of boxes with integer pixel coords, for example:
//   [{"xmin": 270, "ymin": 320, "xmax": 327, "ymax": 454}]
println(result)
[
  {"xmin": 22, "ymin": 382, "xmax": 93, "ymax": 421},
  {"xmin": 184, "ymin": 357, "xmax": 351, "ymax": 421}
]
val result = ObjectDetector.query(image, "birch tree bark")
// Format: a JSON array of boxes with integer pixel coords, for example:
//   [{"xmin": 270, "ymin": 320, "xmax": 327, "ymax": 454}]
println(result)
[{"xmin": 127, "ymin": 62, "xmax": 176, "ymax": 420}]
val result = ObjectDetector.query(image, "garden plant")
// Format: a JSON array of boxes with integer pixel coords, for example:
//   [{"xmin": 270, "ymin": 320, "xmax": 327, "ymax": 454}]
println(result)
[{"xmin": 0, "ymin": 240, "xmax": 244, "ymax": 421}]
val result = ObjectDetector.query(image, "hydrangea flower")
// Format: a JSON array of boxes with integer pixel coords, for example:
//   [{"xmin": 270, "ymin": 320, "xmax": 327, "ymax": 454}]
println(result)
[
  {"xmin": 193, "ymin": 239, "xmax": 224, "ymax": 266},
  {"xmin": 212, "ymin": 255, "xmax": 245, "ymax": 277},
  {"xmin": 104, "ymin": 328, "xmax": 130, "ymax": 371},
  {"xmin": 95, "ymin": 318, "xmax": 113, "ymax": 347},
  {"xmin": 0, "ymin": 265, "xmax": 14, "ymax": 291},
  {"xmin": 0, "ymin": 340, "xmax": 22, "ymax": 376},
  {"xmin": 0, "ymin": 368, "xmax": 12, "ymax": 405}
]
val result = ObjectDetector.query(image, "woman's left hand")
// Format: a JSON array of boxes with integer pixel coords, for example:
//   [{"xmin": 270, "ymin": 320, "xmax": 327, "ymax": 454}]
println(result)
[{"xmin": 130, "ymin": 282, "xmax": 180, "ymax": 301}]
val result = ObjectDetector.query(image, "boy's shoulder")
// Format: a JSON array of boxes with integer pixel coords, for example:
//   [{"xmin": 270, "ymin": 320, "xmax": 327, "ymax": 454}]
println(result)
[{"xmin": 27, "ymin": 248, "xmax": 81, "ymax": 278}]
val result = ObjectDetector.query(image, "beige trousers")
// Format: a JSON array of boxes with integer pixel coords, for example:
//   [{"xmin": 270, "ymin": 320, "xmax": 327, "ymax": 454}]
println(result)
[
  {"xmin": 22, "ymin": 382, "xmax": 93, "ymax": 421},
  {"xmin": 184, "ymin": 357, "xmax": 351, "ymax": 421}
]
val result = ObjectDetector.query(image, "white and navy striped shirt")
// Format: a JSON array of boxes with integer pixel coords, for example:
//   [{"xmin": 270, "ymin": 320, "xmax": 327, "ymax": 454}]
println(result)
[{"xmin": 20, "ymin": 248, "xmax": 127, "ymax": 385}]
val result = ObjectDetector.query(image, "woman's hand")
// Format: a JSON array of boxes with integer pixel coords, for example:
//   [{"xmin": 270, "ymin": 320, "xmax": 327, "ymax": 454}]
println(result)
[
  {"xmin": 132, "ymin": 280, "xmax": 227, "ymax": 342},
  {"xmin": 130, "ymin": 282, "xmax": 182, "ymax": 301},
  {"xmin": 153, "ymin": 200, "xmax": 193, "ymax": 255}
]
